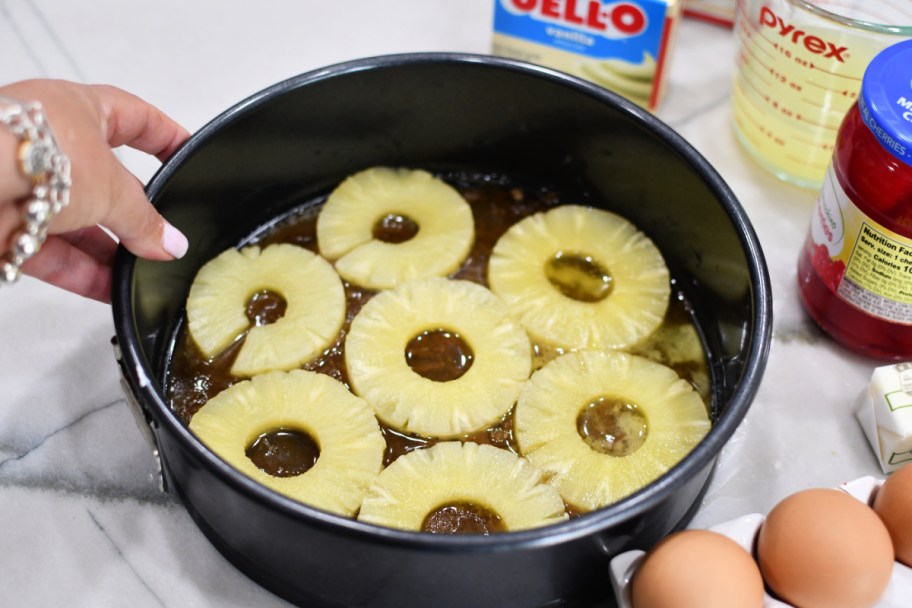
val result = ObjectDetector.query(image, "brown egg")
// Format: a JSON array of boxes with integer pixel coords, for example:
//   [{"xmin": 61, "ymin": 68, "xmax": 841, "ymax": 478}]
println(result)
[
  {"xmin": 630, "ymin": 529, "xmax": 764, "ymax": 608},
  {"xmin": 757, "ymin": 488, "xmax": 894, "ymax": 608},
  {"xmin": 873, "ymin": 463, "xmax": 912, "ymax": 567}
]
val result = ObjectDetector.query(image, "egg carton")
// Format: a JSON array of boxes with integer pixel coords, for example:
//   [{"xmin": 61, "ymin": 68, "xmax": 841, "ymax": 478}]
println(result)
[{"xmin": 608, "ymin": 476, "xmax": 912, "ymax": 608}]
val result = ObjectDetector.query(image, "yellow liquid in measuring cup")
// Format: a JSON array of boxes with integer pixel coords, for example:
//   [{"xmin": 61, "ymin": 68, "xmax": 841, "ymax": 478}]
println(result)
[{"xmin": 731, "ymin": 4, "xmax": 883, "ymax": 188}]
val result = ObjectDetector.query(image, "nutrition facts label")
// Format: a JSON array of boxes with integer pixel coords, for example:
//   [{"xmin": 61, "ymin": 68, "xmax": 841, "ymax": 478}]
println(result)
[{"xmin": 839, "ymin": 222, "xmax": 912, "ymax": 324}]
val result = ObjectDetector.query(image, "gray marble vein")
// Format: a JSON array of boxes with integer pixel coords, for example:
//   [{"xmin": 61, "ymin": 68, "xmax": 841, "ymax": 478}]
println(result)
[{"xmin": 0, "ymin": 2, "xmax": 898, "ymax": 606}]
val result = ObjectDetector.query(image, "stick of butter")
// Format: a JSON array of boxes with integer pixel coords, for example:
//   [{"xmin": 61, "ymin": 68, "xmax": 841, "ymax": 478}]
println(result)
[
  {"xmin": 855, "ymin": 363, "xmax": 912, "ymax": 474},
  {"xmin": 491, "ymin": 0, "xmax": 682, "ymax": 111}
]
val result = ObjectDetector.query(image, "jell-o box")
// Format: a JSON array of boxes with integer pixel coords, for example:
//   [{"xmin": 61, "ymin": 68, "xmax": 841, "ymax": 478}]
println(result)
[{"xmin": 491, "ymin": 0, "xmax": 682, "ymax": 111}]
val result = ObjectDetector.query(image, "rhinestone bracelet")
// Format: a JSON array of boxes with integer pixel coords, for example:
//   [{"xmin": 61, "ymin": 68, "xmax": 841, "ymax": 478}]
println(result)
[{"xmin": 0, "ymin": 94, "xmax": 71, "ymax": 285}]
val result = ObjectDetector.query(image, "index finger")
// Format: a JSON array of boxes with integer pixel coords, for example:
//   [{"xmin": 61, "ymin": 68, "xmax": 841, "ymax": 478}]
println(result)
[{"xmin": 91, "ymin": 84, "xmax": 190, "ymax": 161}]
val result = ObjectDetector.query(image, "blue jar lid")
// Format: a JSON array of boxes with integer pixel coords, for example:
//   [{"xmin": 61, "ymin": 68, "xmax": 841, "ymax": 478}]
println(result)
[{"xmin": 859, "ymin": 39, "xmax": 912, "ymax": 167}]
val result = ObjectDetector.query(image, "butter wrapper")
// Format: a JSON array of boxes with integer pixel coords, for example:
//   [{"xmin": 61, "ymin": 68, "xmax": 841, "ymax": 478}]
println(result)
[
  {"xmin": 855, "ymin": 363, "xmax": 912, "ymax": 474},
  {"xmin": 682, "ymin": 0, "xmax": 734, "ymax": 27},
  {"xmin": 491, "ymin": 0, "xmax": 682, "ymax": 111}
]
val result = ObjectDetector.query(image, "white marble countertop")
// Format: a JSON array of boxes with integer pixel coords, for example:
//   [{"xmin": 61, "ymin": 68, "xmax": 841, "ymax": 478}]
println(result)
[{"xmin": 0, "ymin": 1, "xmax": 893, "ymax": 606}]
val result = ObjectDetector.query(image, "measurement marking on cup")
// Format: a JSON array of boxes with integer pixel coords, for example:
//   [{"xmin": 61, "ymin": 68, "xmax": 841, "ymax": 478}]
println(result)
[
  {"xmin": 799, "ymin": 95, "xmax": 851, "ymax": 118},
  {"xmin": 805, "ymin": 80, "xmax": 859, "ymax": 97},
  {"xmin": 795, "ymin": 114, "xmax": 832, "ymax": 129},
  {"xmin": 736, "ymin": 86, "xmax": 767, "ymax": 128},
  {"xmin": 795, "ymin": 95, "xmax": 827, "ymax": 111},
  {"xmin": 788, "ymin": 153, "xmax": 828, "ymax": 170},
  {"xmin": 793, "ymin": 138, "xmax": 834, "ymax": 154},
  {"xmin": 734, "ymin": 85, "xmax": 784, "ymax": 148},
  {"xmin": 737, "ymin": 68, "xmax": 773, "ymax": 103},
  {"xmin": 737, "ymin": 27, "xmax": 777, "ymax": 63},
  {"xmin": 740, "ymin": 54, "xmax": 774, "ymax": 89},
  {"xmin": 734, "ymin": 82, "xmax": 810, "ymax": 151},
  {"xmin": 798, "ymin": 102, "xmax": 845, "ymax": 122},
  {"xmin": 740, "ymin": 36, "xmax": 776, "ymax": 70},
  {"xmin": 734, "ymin": 111, "xmax": 769, "ymax": 150},
  {"xmin": 809, "ymin": 63, "xmax": 862, "ymax": 80},
  {"xmin": 794, "ymin": 131, "xmax": 836, "ymax": 147}
]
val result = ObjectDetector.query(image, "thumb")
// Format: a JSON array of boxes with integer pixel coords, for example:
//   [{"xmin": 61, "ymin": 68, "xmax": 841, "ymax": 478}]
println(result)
[{"xmin": 102, "ymin": 169, "xmax": 188, "ymax": 260}]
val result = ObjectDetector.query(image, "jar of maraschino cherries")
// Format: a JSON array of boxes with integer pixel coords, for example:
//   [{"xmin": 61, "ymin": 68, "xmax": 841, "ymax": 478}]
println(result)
[{"xmin": 797, "ymin": 39, "xmax": 912, "ymax": 360}]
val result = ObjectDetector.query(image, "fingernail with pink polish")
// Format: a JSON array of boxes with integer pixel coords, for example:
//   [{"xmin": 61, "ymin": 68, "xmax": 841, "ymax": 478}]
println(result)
[{"xmin": 162, "ymin": 221, "xmax": 189, "ymax": 259}]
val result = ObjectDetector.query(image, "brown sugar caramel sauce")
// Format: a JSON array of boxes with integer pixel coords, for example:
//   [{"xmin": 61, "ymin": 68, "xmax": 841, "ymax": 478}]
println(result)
[
  {"xmin": 423, "ymin": 502, "xmax": 505, "ymax": 535},
  {"xmin": 406, "ymin": 329, "xmax": 474, "ymax": 382},
  {"xmin": 247, "ymin": 429, "xmax": 320, "ymax": 477},
  {"xmin": 166, "ymin": 174, "xmax": 711, "ymax": 523}
]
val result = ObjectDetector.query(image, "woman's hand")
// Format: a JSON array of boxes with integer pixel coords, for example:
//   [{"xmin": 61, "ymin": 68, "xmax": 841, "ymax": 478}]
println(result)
[{"xmin": 0, "ymin": 79, "xmax": 190, "ymax": 302}]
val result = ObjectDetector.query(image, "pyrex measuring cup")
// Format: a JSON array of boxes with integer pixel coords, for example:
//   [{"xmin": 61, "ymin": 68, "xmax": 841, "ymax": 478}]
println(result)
[{"xmin": 732, "ymin": 0, "xmax": 912, "ymax": 189}]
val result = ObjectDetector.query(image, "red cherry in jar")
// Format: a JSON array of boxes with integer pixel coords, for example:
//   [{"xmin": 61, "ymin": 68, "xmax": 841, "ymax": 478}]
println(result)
[{"xmin": 797, "ymin": 39, "xmax": 912, "ymax": 360}]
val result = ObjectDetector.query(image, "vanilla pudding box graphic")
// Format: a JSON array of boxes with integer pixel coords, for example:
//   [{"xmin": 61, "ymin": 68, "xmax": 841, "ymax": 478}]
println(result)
[{"xmin": 491, "ymin": 0, "xmax": 682, "ymax": 111}]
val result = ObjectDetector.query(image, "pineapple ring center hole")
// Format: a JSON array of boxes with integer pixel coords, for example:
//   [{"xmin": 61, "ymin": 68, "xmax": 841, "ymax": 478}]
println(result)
[
  {"xmin": 421, "ymin": 501, "xmax": 506, "ymax": 535},
  {"xmin": 245, "ymin": 289, "xmax": 288, "ymax": 326},
  {"xmin": 576, "ymin": 397, "xmax": 648, "ymax": 457},
  {"xmin": 372, "ymin": 213, "xmax": 420, "ymax": 244},
  {"xmin": 246, "ymin": 428, "xmax": 320, "ymax": 477},
  {"xmin": 405, "ymin": 328, "xmax": 474, "ymax": 382},
  {"xmin": 545, "ymin": 252, "xmax": 613, "ymax": 302}
]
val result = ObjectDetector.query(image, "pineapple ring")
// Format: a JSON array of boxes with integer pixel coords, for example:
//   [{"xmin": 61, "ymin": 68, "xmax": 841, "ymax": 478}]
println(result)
[
  {"xmin": 186, "ymin": 243, "xmax": 345, "ymax": 377},
  {"xmin": 488, "ymin": 205, "xmax": 670, "ymax": 351},
  {"xmin": 317, "ymin": 167, "xmax": 475, "ymax": 290},
  {"xmin": 345, "ymin": 277, "xmax": 532, "ymax": 438},
  {"xmin": 189, "ymin": 370, "xmax": 386, "ymax": 517},
  {"xmin": 358, "ymin": 442, "xmax": 569, "ymax": 532},
  {"xmin": 514, "ymin": 350, "xmax": 710, "ymax": 512}
]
